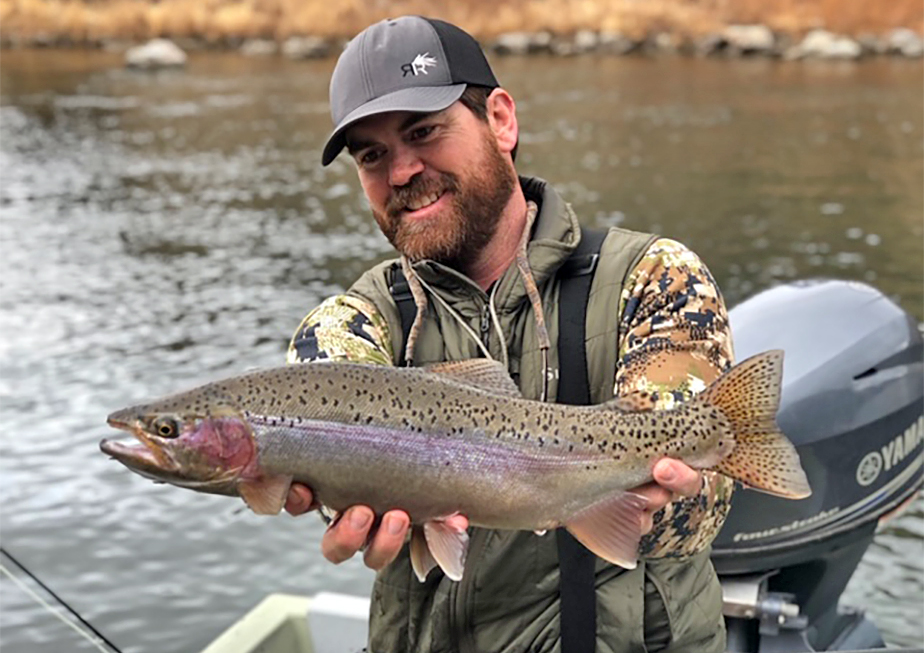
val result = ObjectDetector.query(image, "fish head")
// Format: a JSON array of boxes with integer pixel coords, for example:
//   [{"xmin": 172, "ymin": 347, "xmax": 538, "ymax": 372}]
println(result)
[{"xmin": 101, "ymin": 398, "xmax": 257, "ymax": 493}]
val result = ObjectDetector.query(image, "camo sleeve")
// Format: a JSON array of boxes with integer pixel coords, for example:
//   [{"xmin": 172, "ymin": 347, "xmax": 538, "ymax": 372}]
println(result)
[
  {"xmin": 614, "ymin": 238, "xmax": 737, "ymax": 558},
  {"xmin": 286, "ymin": 295, "xmax": 395, "ymax": 365}
]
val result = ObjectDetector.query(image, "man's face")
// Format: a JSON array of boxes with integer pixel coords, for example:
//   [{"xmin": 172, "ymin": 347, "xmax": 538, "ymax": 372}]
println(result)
[{"xmin": 345, "ymin": 101, "xmax": 515, "ymax": 266}]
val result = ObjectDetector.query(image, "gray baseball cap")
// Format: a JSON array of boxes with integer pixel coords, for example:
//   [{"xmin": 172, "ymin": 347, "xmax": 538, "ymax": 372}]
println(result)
[{"xmin": 321, "ymin": 16, "xmax": 499, "ymax": 166}]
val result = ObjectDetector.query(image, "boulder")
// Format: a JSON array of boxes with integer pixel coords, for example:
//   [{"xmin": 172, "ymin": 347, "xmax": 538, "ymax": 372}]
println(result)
[
  {"xmin": 550, "ymin": 31, "xmax": 598, "ymax": 56},
  {"xmin": 694, "ymin": 33, "xmax": 727, "ymax": 56},
  {"xmin": 650, "ymin": 32, "xmax": 679, "ymax": 53},
  {"xmin": 788, "ymin": 29, "xmax": 862, "ymax": 59},
  {"xmin": 491, "ymin": 32, "xmax": 552, "ymax": 55},
  {"xmin": 241, "ymin": 39, "xmax": 278, "ymax": 56},
  {"xmin": 281, "ymin": 36, "xmax": 330, "ymax": 59},
  {"xmin": 887, "ymin": 28, "xmax": 923, "ymax": 57},
  {"xmin": 125, "ymin": 39, "xmax": 187, "ymax": 69},
  {"xmin": 598, "ymin": 32, "xmax": 638, "ymax": 55},
  {"xmin": 722, "ymin": 25, "xmax": 775, "ymax": 54},
  {"xmin": 856, "ymin": 33, "xmax": 888, "ymax": 55},
  {"xmin": 573, "ymin": 30, "xmax": 599, "ymax": 53}
]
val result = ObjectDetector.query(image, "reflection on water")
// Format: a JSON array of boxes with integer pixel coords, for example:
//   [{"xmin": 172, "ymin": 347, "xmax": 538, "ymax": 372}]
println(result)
[{"xmin": 1, "ymin": 50, "xmax": 921, "ymax": 652}]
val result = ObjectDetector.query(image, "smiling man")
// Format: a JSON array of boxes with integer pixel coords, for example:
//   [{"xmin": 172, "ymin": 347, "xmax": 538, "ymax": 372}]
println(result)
[{"xmin": 285, "ymin": 15, "xmax": 735, "ymax": 653}]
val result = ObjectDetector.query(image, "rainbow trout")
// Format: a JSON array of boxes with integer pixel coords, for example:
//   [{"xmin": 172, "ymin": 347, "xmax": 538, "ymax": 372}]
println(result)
[{"xmin": 101, "ymin": 350, "xmax": 810, "ymax": 581}]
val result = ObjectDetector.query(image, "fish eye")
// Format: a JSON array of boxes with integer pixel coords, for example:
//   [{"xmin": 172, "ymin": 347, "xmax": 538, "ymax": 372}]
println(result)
[{"xmin": 152, "ymin": 417, "xmax": 180, "ymax": 439}]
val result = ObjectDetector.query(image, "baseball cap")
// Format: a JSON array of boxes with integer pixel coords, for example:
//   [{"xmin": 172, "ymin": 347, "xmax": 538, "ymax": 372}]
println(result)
[{"xmin": 321, "ymin": 16, "xmax": 499, "ymax": 166}]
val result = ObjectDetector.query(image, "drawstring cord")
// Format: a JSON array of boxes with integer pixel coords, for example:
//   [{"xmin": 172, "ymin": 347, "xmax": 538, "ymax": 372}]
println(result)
[
  {"xmin": 515, "ymin": 202, "xmax": 551, "ymax": 402},
  {"xmin": 400, "ymin": 255, "xmax": 429, "ymax": 365},
  {"xmin": 487, "ymin": 281, "xmax": 509, "ymax": 369}
]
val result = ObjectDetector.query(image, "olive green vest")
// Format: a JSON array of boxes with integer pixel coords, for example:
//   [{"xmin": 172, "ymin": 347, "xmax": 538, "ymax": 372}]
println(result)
[{"xmin": 347, "ymin": 177, "xmax": 725, "ymax": 653}]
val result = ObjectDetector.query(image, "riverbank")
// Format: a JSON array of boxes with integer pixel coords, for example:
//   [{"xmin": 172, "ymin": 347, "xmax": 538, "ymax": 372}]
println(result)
[{"xmin": 2, "ymin": 0, "xmax": 922, "ymax": 57}]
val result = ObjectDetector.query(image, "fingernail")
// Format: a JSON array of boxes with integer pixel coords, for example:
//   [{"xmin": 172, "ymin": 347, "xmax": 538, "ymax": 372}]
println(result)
[
  {"xmin": 659, "ymin": 465, "xmax": 676, "ymax": 483},
  {"xmin": 349, "ymin": 509, "xmax": 371, "ymax": 530},
  {"xmin": 385, "ymin": 514, "xmax": 406, "ymax": 536}
]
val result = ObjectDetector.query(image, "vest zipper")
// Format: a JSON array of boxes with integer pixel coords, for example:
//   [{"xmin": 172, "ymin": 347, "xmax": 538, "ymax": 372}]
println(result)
[
  {"xmin": 448, "ymin": 528, "xmax": 486, "ymax": 653},
  {"xmin": 479, "ymin": 303, "xmax": 491, "ymax": 349}
]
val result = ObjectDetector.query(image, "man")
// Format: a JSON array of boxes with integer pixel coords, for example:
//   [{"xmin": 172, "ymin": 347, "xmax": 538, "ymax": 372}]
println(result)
[{"xmin": 285, "ymin": 15, "xmax": 735, "ymax": 652}]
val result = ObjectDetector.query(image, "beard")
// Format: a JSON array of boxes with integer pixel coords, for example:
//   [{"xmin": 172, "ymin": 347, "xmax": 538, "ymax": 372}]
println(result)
[{"xmin": 372, "ymin": 136, "xmax": 516, "ymax": 268}]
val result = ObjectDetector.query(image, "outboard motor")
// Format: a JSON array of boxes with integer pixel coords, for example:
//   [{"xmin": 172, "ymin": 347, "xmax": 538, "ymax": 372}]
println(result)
[{"xmin": 712, "ymin": 280, "xmax": 923, "ymax": 652}]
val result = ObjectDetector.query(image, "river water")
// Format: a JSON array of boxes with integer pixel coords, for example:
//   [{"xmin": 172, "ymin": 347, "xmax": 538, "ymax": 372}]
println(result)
[{"xmin": 0, "ymin": 49, "xmax": 921, "ymax": 652}]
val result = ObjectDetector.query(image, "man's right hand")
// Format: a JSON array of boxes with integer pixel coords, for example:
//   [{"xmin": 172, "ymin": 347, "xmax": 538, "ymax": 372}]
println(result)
[{"xmin": 285, "ymin": 483, "xmax": 411, "ymax": 571}]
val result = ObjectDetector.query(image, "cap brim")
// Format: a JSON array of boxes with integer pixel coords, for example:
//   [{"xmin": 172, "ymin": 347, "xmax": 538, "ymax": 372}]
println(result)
[{"xmin": 321, "ymin": 84, "xmax": 467, "ymax": 166}]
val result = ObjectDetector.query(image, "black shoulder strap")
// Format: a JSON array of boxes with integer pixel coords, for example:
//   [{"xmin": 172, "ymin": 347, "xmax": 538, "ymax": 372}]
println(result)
[
  {"xmin": 389, "ymin": 264, "xmax": 416, "ymax": 366},
  {"xmin": 556, "ymin": 226, "xmax": 607, "ymax": 653},
  {"xmin": 389, "ymin": 231, "xmax": 608, "ymax": 652}
]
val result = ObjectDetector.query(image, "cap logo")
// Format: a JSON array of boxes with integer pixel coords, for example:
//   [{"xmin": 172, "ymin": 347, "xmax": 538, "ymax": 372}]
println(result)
[{"xmin": 401, "ymin": 52, "xmax": 438, "ymax": 77}]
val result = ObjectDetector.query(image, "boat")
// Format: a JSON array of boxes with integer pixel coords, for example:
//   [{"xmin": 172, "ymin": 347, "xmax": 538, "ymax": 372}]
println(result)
[{"xmin": 202, "ymin": 280, "xmax": 924, "ymax": 653}]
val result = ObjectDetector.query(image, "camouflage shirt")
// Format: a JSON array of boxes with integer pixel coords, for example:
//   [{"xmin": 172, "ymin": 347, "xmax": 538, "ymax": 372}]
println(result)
[{"xmin": 288, "ymin": 238, "xmax": 735, "ymax": 558}]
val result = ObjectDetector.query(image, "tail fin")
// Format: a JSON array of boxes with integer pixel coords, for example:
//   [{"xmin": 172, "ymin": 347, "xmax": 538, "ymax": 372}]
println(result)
[{"xmin": 698, "ymin": 350, "xmax": 812, "ymax": 499}]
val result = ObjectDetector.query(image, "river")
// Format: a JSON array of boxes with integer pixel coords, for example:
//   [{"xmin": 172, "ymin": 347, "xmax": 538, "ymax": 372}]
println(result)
[{"xmin": 0, "ymin": 49, "xmax": 921, "ymax": 652}]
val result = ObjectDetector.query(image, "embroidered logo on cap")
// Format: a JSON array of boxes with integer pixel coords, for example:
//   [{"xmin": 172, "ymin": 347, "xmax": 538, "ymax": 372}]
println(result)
[{"xmin": 401, "ymin": 53, "xmax": 438, "ymax": 77}]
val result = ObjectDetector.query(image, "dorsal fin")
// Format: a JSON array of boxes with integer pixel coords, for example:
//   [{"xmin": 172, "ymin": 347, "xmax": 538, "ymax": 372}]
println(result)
[
  {"xmin": 596, "ymin": 392, "xmax": 651, "ymax": 413},
  {"xmin": 423, "ymin": 359, "xmax": 522, "ymax": 398}
]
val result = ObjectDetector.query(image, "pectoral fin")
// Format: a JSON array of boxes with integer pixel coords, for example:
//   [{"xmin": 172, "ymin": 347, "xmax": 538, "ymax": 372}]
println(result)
[
  {"xmin": 423, "ymin": 515, "xmax": 470, "ymax": 581},
  {"xmin": 409, "ymin": 527, "xmax": 438, "ymax": 582},
  {"xmin": 564, "ymin": 492, "xmax": 648, "ymax": 569},
  {"xmin": 238, "ymin": 475, "xmax": 293, "ymax": 515}
]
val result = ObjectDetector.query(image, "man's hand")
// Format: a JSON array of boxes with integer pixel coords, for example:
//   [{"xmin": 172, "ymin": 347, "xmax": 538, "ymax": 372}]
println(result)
[
  {"xmin": 285, "ymin": 483, "xmax": 411, "ymax": 570},
  {"xmin": 632, "ymin": 459, "xmax": 702, "ymax": 535}
]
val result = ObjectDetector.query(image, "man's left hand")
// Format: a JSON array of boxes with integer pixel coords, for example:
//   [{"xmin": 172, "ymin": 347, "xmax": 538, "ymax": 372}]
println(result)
[{"xmin": 631, "ymin": 458, "xmax": 702, "ymax": 536}]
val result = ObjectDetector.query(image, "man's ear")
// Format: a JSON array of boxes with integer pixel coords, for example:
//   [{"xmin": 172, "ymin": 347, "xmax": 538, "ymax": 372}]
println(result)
[{"xmin": 486, "ymin": 89, "xmax": 518, "ymax": 156}]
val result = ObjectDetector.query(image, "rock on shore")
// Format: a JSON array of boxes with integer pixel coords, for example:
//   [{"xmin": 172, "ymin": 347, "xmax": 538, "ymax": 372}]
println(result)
[
  {"xmin": 125, "ymin": 39, "xmax": 187, "ymax": 69},
  {"xmin": 787, "ymin": 29, "xmax": 862, "ymax": 59}
]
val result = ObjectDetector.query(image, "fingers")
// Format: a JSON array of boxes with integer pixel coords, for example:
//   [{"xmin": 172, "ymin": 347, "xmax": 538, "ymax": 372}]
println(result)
[
  {"xmin": 629, "ymin": 482, "xmax": 672, "ymax": 535},
  {"xmin": 322, "ymin": 506, "xmax": 410, "ymax": 570},
  {"xmin": 443, "ymin": 513, "xmax": 470, "ymax": 531},
  {"xmin": 284, "ymin": 484, "xmax": 316, "ymax": 515},
  {"xmin": 630, "ymin": 460, "xmax": 703, "ymax": 535},
  {"xmin": 651, "ymin": 458, "xmax": 702, "ymax": 498},
  {"xmin": 322, "ymin": 506, "xmax": 375, "ymax": 564},
  {"xmin": 362, "ymin": 511, "xmax": 410, "ymax": 570},
  {"xmin": 631, "ymin": 482, "xmax": 674, "ymax": 509}
]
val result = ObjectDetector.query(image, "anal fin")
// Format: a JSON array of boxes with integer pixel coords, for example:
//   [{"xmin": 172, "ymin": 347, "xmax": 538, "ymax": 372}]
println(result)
[
  {"xmin": 239, "ymin": 475, "xmax": 293, "ymax": 515},
  {"xmin": 564, "ymin": 492, "xmax": 648, "ymax": 569},
  {"xmin": 410, "ymin": 527, "xmax": 438, "ymax": 582},
  {"xmin": 423, "ymin": 514, "xmax": 470, "ymax": 581}
]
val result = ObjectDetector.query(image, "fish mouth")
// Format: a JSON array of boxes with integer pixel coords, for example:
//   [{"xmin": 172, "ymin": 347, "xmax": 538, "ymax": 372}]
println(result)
[{"xmin": 101, "ymin": 415, "xmax": 178, "ymax": 475}]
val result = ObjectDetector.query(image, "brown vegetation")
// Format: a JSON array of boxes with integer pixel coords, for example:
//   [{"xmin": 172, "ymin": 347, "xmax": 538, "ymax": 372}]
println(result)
[{"xmin": 1, "ymin": 0, "xmax": 921, "ymax": 46}]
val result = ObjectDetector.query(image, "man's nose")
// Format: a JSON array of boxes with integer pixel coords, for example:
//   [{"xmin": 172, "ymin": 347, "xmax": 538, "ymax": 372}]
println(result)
[{"xmin": 388, "ymin": 147, "xmax": 425, "ymax": 188}]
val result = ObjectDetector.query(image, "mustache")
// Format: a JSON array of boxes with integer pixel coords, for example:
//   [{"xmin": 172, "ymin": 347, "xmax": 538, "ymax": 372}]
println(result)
[{"xmin": 386, "ymin": 173, "xmax": 458, "ymax": 218}]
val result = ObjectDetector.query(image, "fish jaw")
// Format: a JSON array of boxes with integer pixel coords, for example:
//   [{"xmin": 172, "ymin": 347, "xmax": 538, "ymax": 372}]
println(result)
[{"xmin": 101, "ymin": 413, "xmax": 182, "ymax": 479}]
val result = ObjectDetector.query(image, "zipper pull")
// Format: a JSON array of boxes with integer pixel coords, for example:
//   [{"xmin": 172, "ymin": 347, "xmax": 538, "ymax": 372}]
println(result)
[{"xmin": 480, "ymin": 305, "xmax": 491, "ymax": 346}]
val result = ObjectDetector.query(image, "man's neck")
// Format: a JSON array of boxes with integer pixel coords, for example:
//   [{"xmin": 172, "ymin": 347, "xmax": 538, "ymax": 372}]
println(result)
[{"xmin": 463, "ymin": 186, "xmax": 529, "ymax": 291}]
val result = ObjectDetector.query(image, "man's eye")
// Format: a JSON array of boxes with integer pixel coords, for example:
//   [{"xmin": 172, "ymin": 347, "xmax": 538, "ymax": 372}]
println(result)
[
  {"xmin": 409, "ymin": 125, "xmax": 435, "ymax": 141},
  {"xmin": 360, "ymin": 150, "xmax": 382, "ymax": 165}
]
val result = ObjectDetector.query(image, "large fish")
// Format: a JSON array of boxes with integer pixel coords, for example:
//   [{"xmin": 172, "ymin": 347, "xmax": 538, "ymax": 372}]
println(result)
[{"xmin": 101, "ymin": 350, "xmax": 810, "ymax": 581}]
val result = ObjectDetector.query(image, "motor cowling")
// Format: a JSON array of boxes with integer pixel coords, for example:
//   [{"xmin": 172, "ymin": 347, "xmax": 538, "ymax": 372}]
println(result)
[{"xmin": 712, "ymin": 279, "xmax": 923, "ymax": 573}]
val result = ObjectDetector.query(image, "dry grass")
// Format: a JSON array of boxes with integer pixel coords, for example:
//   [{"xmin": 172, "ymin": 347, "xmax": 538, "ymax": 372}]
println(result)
[{"xmin": 1, "ymin": 0, "xmax": 921, "ymax": 45}]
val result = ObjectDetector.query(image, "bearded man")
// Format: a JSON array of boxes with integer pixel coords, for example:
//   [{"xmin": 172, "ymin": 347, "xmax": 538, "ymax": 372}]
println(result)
[{"xmin": 285, "ymin": 15, "xmax": 735, "ymax": 653}]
